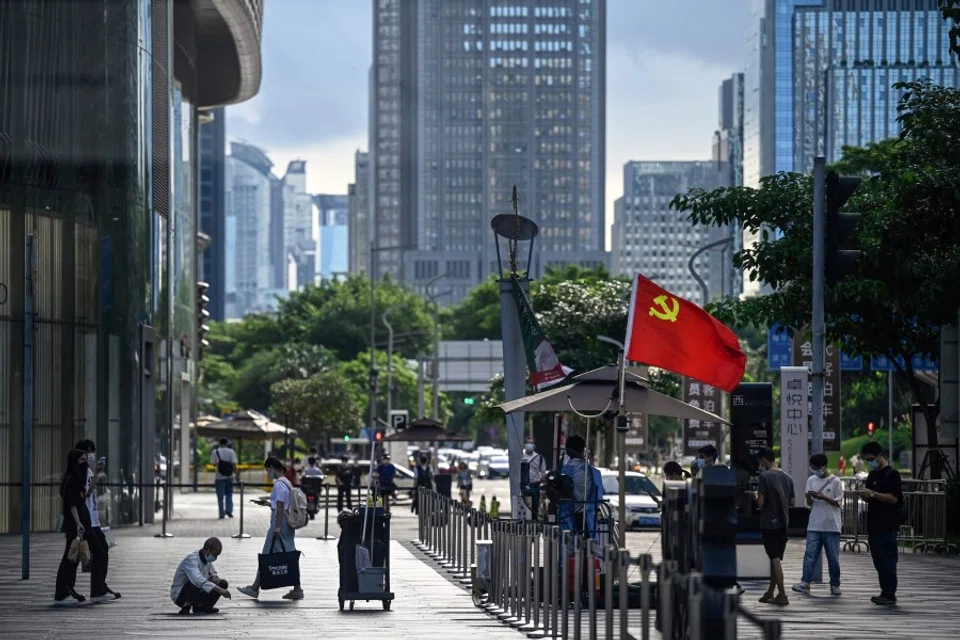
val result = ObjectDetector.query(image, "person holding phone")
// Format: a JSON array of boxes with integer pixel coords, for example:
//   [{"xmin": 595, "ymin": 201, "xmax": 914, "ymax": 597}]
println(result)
[{"xmin": 792, "ymin": 453, "xmax": 843, "ymax": 596}]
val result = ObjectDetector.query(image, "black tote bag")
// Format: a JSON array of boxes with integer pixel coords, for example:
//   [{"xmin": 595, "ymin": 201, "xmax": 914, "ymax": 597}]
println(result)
[{"xmin": 258, "ymin": 539, "xmax": 301, "ymax": 590}]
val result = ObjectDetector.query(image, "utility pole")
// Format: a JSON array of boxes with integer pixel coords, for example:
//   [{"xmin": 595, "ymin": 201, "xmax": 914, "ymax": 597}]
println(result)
[
  {"xmin": 424, "ymin": 273, "xmax": 450, "ymax": 420},
  {"xmin": 417, "ymin": 356, "xmax": 426, "ymax": 419},
  {"xmin": 382, "ymin": 305, "xmax": 400, "ymax": 419},
  {"xmin": 811, "ymin": 156, "xmax": 826, "ymax": 454}
]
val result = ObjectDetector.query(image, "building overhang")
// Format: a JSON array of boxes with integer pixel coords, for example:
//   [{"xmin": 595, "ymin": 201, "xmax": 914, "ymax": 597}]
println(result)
[{"xmin": 192, "ymin": 0, "xmax": 263, "ymax": 107}]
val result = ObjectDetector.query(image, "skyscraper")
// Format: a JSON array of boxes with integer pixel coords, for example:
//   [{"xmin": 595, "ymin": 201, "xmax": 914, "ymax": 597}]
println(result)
[
  {"xmin": 348, "ymin": 150, "xmax": 370, "ymax": 275},
  {"xmin": 611, "ymin": 162, "xmax": 724, "ymax": 303},
  {"xmin": 198, "ymin": 107, "xmax": 227, "ymax": 321},
  {"xmin": 315, "ymin": 194, "xmax": 349, "ymax": 280},
  {"xmin": 710, "ymin": 73, "xmax": 745, "ymax": 300},
  {"xmin": 370, "ymin": 0, "xmax": 608, "ymax": 303}
]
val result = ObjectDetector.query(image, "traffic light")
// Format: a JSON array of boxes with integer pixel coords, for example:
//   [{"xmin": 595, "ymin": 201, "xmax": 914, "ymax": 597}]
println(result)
[
  {"xmin": 825, "ymin": 171, "xmax": 863, "ymax": 287},
  {"xmin": 197, "ymin": 281, "xmax": 211, "ymax": 359},
  {"xmin": 343, "ymin": 435, "xmax": 350, "ymax": 442},
  {"xmin": 868, "ymin": 422, "xmax": 875, "ymax": 435},
  {"xmin": 375, "ymin": 430, "xmax": 384, "ymax": 442},
  {"xmin": 463, "ymin": 396, "xmax": 475, "ymax": 406}
]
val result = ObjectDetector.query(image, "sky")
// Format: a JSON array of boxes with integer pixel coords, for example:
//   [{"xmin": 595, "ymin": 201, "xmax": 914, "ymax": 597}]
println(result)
[{"xmin": 227, "ymin": 1, "xmax": 754, "ymax": 250}]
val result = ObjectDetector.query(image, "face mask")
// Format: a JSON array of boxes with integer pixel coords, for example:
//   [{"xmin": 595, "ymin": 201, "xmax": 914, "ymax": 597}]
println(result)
[
  {"xmin": 867, "ymin": 459, "xmax": 879, "ymax": 471},
  {"xmin": 811, "ymin": 468, "xmax": 826, "ymax": 478},
  {"xmin": 696, "ymin": 459, "xmax": 707, "ymax": 470},
  {"xmin": 524, "ymin": 444, "xmax": 534, "ymax": 453},
  {"xmin": 419, "ymin": 459, "xmax": 427, "ymax": 465},
  {"xmin": 205, "ymin": 554, "xmax": 217, "ymax": 564}
]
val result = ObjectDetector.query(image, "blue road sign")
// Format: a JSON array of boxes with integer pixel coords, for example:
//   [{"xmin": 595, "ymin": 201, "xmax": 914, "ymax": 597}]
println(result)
[
  {"xmin": 767, "ymin": 324, "xmax": 792, "ymax": 371},
  {"xmin": 870, "ymin": 354, "xmax": 938, "ymax": 372},
  {"xmin": 840, "ymin": 352, "xmax": 863, "ymax": 371}
]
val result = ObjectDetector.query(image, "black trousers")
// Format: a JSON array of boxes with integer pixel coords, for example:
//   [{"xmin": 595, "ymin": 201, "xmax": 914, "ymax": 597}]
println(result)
[
  {"xmin": 176, "ymin": 578, "xmax": 227, "ymax": 611},
  {"xmin": 337, "ymin": 486, "xmax": 352, "ymax": 512},
  {"xmin": 55, "ymin": 529, "xmax": 106, "ymax": 600}
]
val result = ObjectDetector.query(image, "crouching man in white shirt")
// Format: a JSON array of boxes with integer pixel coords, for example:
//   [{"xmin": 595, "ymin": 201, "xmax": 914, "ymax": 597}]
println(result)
[{"xmin": 170, "ymin": 537, "xmax": 231, "ymax": 614}]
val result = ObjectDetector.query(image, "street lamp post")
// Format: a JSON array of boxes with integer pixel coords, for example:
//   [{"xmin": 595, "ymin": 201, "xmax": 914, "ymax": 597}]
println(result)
[
  {"xmin": 424, "ymin": 273, "xmax": 452, "ymax": 420},
  {"xmin": 688, "ymin": 237, "xmax": 734, "ymax": 306},
  {"xmin": 382, "ymin": 304, "xmax": 401, "ymax": 420}
]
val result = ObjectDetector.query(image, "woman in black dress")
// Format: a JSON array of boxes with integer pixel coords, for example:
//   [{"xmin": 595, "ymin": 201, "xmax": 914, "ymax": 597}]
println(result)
[{"xmin": 54, "ymin": 449, "xmax": 92, "ymax": 605}]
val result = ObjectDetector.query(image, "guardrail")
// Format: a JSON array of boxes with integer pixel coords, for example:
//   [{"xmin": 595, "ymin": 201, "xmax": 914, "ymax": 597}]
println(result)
[
  {"xmin": 839, "ymin": 477, "xmax": 957, "ymax": 555},
  {"xmin": 414, "ymin": 487, "xmax": 780, "ymax": 640}
]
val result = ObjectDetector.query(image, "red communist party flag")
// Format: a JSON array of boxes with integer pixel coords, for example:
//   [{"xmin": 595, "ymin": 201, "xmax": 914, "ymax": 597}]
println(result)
[{"xmin": 624, "ymin": 274, "xmax": 746, "ymax": 393}]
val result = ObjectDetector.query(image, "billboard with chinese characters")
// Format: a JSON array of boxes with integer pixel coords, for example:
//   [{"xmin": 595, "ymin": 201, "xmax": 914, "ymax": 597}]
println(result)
[
  {"xmin": 683, "ymin": 378, "xmax": 721, "ymax": 456},
  {"xmin": 780, "ymin": 367, "xmax": 810, "ymax": 492},
  {"xmin": 729, "ymin": 383, "xmax": 773, "ymax": 480},
  {"xmin": 624, "ymin": 414, "xmax": 648, "ymax": 454},
  {"xmin": 791, "ymin": 333, "xmax": 842, "ymax": 452}
]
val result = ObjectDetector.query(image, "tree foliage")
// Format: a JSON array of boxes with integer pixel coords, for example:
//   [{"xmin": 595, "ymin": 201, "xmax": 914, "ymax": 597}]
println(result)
[
  {"xmin": 270, "ymin": 370, "xmax": 361, "ymax": 443},
  {"xmin": 671, "ymin": 78, "xmax": 960, "ymax": 477}
]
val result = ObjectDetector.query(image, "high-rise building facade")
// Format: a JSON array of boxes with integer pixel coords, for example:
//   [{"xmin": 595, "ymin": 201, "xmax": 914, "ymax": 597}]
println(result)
[
  {"xmin": 348, "ymin": 151, "xmax": 371, "ymax": 275},
  {"xmin": 371, "ymin": 0, "xmax": 608, "ymax": 303},
  {"xmin": 315, "ymin": 194, "xmax": 349, "ymax": 281},
  {"xmin": 226, "ymin": 142, "xmax": 277, "ymax": 318},
  {"xmin": 198, "ymin": 107, "xmax": 227, "ymax": 321},
  {"xmin": 0, "ymin": 0, "xmax": 262, "ymax": 533},
  {"xmin": 744, "ymin": 0, "xmax": 959, "ymax": 182},
  {"xmin": 710, "ymin": 73, "xmax": 745, "ymax": 300},
  {"xmin": 611, "ymin": 162, "xmax": 724, "ymax": 303}
]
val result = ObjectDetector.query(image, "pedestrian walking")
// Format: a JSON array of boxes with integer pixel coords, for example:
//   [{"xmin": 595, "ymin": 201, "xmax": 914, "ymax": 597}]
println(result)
[
  {"xmin": 858, "ymin": 441, "xmax": 904, "ymax": 606},
  {"xmin": 336, "ymin": 456, "xmax": 354, "ymax": 512},
  {"xmin": 753, "ymin": 447, "xmax": 795, "ymax": 606},
  {"xmin": 456, "ymin": 461, "xmax": 473, "ymax": 506},
  {"xmin": 411, "ymin": 454, "xmax": 433, "ymax": 514},
  {"xmin": 54, "ymin": 450, "xmax": 94, "ymax": 605},
  {"xmin": 74, "ymin": 439, "xmax": 120, "ymax": 601},
  {"xmin": 212, "ymin": 439, "xmax": 238, "ymax": 519},
  {"xmin": 521, "ymin": 438, "xmax": 546, "ymax": 520},
  {"xmin": 170, "ymin": 537, "xmax": 231, "ymax": 614},
  {"xmin": 792, "ymin": 453, "xmax": 843, "ymax": 596},
  {"xmin": 238, "ymin": 457, "xmax": 304, "ymax": 601}
]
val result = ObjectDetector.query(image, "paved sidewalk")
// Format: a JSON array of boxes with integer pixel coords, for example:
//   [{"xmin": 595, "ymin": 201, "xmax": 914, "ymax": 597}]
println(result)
[{"xmin": 1, "ymin": 522, "xmax": 517, "ymax": 639}]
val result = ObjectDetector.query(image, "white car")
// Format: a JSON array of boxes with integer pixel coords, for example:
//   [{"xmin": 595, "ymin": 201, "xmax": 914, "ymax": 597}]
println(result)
[{"xmin": 599, "ymin": 470, "xmax": 662, "ymax": 529}]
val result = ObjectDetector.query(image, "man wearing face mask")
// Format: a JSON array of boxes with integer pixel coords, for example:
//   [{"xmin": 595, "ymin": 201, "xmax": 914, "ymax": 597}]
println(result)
[
  {"xmin": 170, "ymin": 537, "xmax": 231, "ymax": 614},
  {"xmin": 695, "ymin": 444, "xmax": 725, "ymax": 473},
  {"xmin": 858, "ymin": 441, "xmax": 903, "ymax": 606},
  {"xmin": 412, "ymin": 453, "xmax": 433, "ymax": 514},
  {"xmin": 752, "ymin": 447, "xmax": 795, "ymax": 606},
  {"xmin": 792, "ymin": 453, "xmax": 843, "ymax": 596},
  {"xmin": 521, "ymin": 438, "xmax": 546, "ymax": 521}
]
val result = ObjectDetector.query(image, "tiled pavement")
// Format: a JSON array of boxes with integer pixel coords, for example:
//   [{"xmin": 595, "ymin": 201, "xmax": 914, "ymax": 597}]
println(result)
[{"xmin": 0, "ymin": 492, "xmax": 516, "ymax": 640}]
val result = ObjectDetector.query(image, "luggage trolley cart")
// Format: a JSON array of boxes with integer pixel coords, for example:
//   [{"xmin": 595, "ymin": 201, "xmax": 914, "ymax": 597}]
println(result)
[{"xmin": 337, "ymin": 506, "xmax": 395, "ymax": 611}]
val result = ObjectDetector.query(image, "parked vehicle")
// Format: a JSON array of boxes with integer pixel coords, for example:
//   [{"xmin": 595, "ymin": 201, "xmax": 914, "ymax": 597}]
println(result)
[{"xmin": 599, "ymin": 470, "xmax": 662, "ymax": 529}]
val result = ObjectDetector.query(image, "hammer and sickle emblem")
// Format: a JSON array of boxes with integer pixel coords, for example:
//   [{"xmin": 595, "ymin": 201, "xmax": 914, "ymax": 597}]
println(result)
[{"xmin": 649, "ymin": 295, "xmax": 680, "ymax": 322}]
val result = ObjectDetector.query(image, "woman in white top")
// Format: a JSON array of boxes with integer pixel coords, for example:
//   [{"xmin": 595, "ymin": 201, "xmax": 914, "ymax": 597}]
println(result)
[
  {"xmin": 237, "ymin": 457, "xmax": 303, "ymax": 600},
  {"xmin": 792, "ymin": 453, "xmax": 843, "ymax": 596}
]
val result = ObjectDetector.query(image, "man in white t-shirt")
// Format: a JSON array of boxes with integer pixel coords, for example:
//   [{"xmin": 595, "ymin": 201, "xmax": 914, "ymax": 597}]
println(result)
[
  {"xmin": 792, "ymin": 453, "xmax": 843, "ymax": 596},
  {"xmin": 521, "ymin": 438, "xmax": 546, "ymax": 520}
]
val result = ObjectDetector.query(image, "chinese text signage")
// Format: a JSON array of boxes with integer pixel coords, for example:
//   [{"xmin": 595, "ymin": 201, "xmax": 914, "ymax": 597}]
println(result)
[
  {"xmin": 791, "ymin": 334, "xmax": 842, "ymax": 452},
  {"xmin": 683, "ymin": 378, "xmax": 721, "ymax": 456},
  {"xmin": 624, "ymin": 414, "xmax": 648, "ymax": 453},
  {"xmin": 779, "ymin": 367, "xmax": 809, "ymax": 493},
  {"xmin": 729, "ymin": 383, "xmax": 773, "ymax": 478}
]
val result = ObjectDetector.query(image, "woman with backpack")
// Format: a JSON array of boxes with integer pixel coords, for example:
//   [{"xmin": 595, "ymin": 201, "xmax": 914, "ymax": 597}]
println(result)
[{"xmin": 238, "ymin": 457, "xmax": 304, "ymax": 601}]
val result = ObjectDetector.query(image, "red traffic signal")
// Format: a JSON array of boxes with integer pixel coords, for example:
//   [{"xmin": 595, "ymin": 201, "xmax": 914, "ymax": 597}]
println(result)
[
  {"xmin": 375, "ymin": 431, "xmax": 384, "ymax": 442},
  {"xmin": 868, "ymin": 422, "xmax": 875, "ymax": 435}
]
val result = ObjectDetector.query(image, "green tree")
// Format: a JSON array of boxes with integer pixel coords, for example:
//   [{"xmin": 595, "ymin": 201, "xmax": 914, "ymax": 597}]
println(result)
[
  {"xmin": 276, "ymin": 276, "xmax": 434, "ymax": 360},
  {"xmin": 229, "ymin": 343, "xmax": 337, "ymax": 413},
  {"xmin": 336, "ymin": 350, "xmax": 451, "ymax": 429},
  {"xmin": 671, "ymin": 79, "xmax": 960, "ymax": 477},
  {"xmin": 270, "ymin": 370, "xmax": 361, "ymax": 443}
]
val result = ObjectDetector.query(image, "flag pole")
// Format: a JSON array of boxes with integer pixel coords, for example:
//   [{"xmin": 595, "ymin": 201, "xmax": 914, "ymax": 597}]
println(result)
[{"xmin": 616, "ymin": 276, "xmax": 638, "ymax": 547}]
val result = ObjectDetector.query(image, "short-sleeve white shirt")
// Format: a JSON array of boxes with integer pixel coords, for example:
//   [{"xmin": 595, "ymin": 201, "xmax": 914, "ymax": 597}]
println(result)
[
  {"xmin": 270, "ymin": 477, "xmax": 291, "ymax": 512},
  {"xmin": 806, "ymin": 474, "xmax": 843, "ymax": 533}
]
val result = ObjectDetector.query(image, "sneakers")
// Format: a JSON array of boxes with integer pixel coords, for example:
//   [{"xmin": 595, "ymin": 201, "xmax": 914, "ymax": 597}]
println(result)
[
  {"xmin": 91, "ymin": 588, "xmax": 121, "ymax": 603},
  {"xmin": 759, "ymin": 592, "xmax": 789, "ymax": 605},
  {"xmin": 791, "ymin": 582, "xmax": 810, "ymax": 595},
  {"xmin": 282, "ymin": 588, "xmax": 304, "ymax": 600},
  {"xmin": 54, "ymin": 593, "xmax": 85, "ymax": 606},
  {"xmin": 238, "ymin": 585, "xmax": 260, "ymax": 599},
  {"xmin": 871, "ymin": 594, "xmax": 897, "ymax": 606},
  {"xmin": 830, "ymin": 586, "xmax": 842, "ymax": 596}
]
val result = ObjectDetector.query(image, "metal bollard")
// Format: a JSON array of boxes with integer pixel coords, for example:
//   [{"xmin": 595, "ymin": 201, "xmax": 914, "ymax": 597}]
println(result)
[
  {"xmin": 618, "ymin": 550, "xmax": 630, "ymax": 640},
  {"xmin": 550, "ymin": 527, "xmax": 560, "ymax": 638},
  {"xmin": 541, "ymin": 527, "xmax": 554, "ymax": 637},
  {"xmin": 638, "ymin": 554, "xmax": 653, "ymax": 640},
  {"xmin": 688, "ymin": 572, "xmax": 703, "ymax": 640},
  {"xmin": 722, "ymin": 589, "xmax": 738, "ymax": 639},
  {"xmin": 527, "ymin": 525, "xmax": 545, "ymax": 639},
  {"xmin": 573, "ymin": 534, "xmax": 583, "ymax": 640},
  {"xmin": 561, "ymin": 530, "xmax": 571, "ymax": 640},
  {"xmin": 316, "ymin": 484, "xmax": 335, "ymax": 540},
  {"xmin": 506, "ymin": 521, "xmax": 522, "ymax": 624},
  {"xmin": 604, "ymin": 545, "xmax": 615, "ymax": 640},
  {"xmin": 154, "ymin": 477, "xmax": 174, "ymax": 538},
  {"xmin": 587, "ymin": 538, "xmax": 597, "ymax": 640},
  {"xmin": 231, "ymin": 481, "xmax": 250, "ymax": 539},
  {"xmin": 517, "ymin": 522, "xmax": 535, "ymax": 629}
]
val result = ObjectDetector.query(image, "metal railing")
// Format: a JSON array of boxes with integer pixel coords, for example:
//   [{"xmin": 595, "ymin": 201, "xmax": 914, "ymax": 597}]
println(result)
[
  {"xmin": 839, "ymin": 477, "xmax": 957, "ymax": 555},
  {"xmin": 413, "ymin": 488, "xmax": 781, "ymax": 640}
]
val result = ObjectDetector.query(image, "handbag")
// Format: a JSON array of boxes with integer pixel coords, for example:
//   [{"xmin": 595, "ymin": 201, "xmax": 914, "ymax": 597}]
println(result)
[
  {"xmin": 68, "ymin": 537, "xmax": 92, "ymax": 564},
  {"xmin": 257, "ymin": 538, "xmax": 301, "ymax": 590}
]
